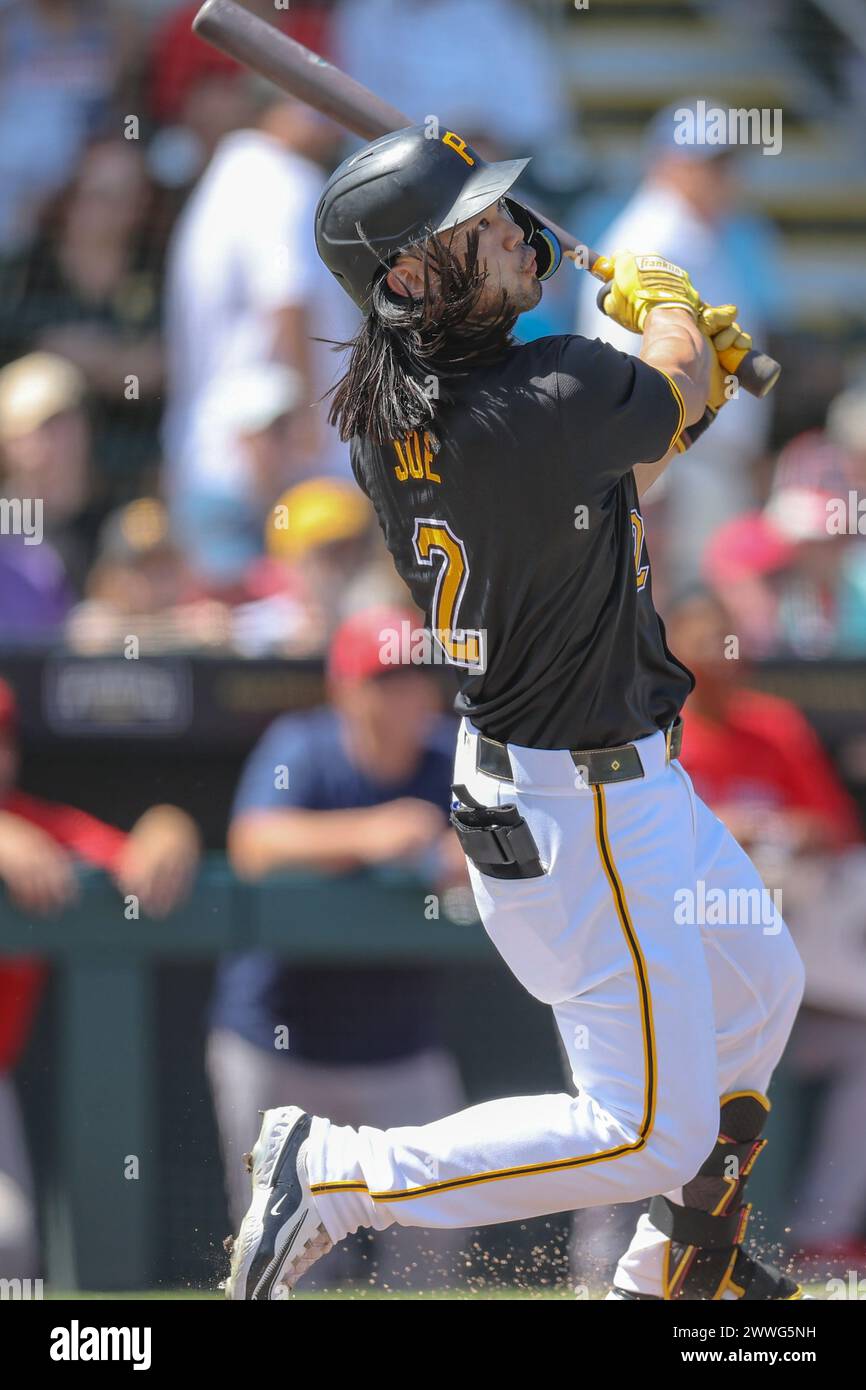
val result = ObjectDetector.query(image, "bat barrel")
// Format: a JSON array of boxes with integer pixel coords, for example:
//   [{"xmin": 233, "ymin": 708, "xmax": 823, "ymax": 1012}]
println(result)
[{"xmin": 193, "ymin": 0, "xmax": 410, "ymax": 140}]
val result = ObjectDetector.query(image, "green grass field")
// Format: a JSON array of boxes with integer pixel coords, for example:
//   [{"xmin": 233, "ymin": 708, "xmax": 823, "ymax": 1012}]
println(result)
[
  {"xmin": 44, "ymin": 1283, "xmax": 827, "ymax": 1301},
  {"xmin": 48, "ymin": 1284, "xmax": 569, "ymax": 1295},
  {"xmin": 45, "ymin": 1286, "xmax": 577, "ymax": 1300}
]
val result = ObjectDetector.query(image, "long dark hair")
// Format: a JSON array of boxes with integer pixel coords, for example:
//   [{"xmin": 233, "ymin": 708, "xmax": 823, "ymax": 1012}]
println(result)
[{"xmin": 326, "ymin": 229, "xmax": 517, "ymax": 444}]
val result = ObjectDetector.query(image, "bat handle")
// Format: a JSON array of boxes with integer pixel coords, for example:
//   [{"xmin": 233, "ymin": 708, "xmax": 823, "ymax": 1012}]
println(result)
[
  {"xmin": 721, "ymin": 348, "xmax": 780, "ymax": 398},
  {"xmin": 583, "ymin": 251, "xmax": 780, "ymax": 400}
]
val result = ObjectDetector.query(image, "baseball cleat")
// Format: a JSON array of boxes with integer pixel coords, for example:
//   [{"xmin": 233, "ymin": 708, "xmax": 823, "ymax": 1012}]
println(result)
[
  {"xmin": 608, "ymin": 1287, "xmax": 815, "ymax": 1301},
  {"xmin": 223, "ymin": 1106, "xmax": 333, "ymax": 1300},
  {"xmin": 606, "ymin": 1262, "xmax": 817, "ymax": 1301}
]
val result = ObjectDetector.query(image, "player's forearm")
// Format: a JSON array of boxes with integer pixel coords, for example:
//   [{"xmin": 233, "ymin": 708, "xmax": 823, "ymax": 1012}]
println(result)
[
  {"xmin": 228, "ymin": 808, "xmax": 372, "ymax": 879},
  {"xmin": 640, "ymin": 306, "xmax": 711, "ymax": 428},
  {"xmin": 633, "ymin": 447, "xmax": 677, "ymax": 499}
]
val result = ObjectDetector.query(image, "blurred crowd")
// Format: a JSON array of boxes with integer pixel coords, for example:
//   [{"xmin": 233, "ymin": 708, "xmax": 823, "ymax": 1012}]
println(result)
[
  {"xmin": 1, "ymin": 0, "xmax": 866, "ymax": 1290},
  {"xmin": 0, "ymin": 0, "xmax": 862, "ymax": 659},
  {"xmin": 0, "ymin": 0, "xmax": 569, "ymax": 655}
]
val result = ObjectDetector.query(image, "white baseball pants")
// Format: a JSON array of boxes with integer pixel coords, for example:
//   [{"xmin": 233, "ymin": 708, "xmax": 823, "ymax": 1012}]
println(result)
[{"xmin": 304, "ymin": 719, "xmax": 805, "ymax": 1288}]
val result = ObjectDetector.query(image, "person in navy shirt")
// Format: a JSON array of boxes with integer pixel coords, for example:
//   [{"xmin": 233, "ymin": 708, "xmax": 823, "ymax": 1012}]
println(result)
[{"xmin": 208, "ymin": 605, "xmax": 467, "ymax": 1288}]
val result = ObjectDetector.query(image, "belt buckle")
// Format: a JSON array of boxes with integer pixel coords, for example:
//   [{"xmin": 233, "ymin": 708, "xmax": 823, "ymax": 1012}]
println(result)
[
  {"xmin": 664, "ymin": 723, "xmax": 673, "ymax": 763},
  {"xmin": 477, "ymin": 734, "xmax": 513, "ymax": 782}
]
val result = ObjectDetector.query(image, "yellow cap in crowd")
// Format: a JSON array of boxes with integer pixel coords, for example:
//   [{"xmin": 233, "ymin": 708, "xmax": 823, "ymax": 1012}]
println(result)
[
  {"xmin": 0, "ymin": 352, "xmax": 86, "ymax": 440},
  {"xmin": 266, "ymin": 478, "xmax": 370, "ymax": 560}
]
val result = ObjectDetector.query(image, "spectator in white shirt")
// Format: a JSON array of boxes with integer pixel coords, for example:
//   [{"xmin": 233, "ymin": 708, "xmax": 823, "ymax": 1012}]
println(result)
[
  {"xmin": 162, "ymin": 89, "xmax": 359, "ymax": 582},
  {"xmin": 576, "ymin": 101, "xmax": 782, "ymax": 589}
]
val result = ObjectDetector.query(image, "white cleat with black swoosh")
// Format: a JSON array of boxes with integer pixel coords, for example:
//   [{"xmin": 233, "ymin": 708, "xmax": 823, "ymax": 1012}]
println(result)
[{"xmin": 223, "ymin": 1106, "xmax": 333, "ymax": 1300}]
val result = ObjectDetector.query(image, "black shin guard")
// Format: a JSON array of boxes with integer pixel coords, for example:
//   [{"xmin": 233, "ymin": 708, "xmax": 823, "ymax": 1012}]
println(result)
[{"xmin": 649, "ymin": 1092, "xmax": 802, "ymax": 1300}]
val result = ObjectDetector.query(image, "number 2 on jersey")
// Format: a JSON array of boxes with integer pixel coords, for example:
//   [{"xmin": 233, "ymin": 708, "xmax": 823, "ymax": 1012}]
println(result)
[
  {"xmin": 412, "ymin": 519, "xmax": 486, "ymax": 670},
  {"xmin": 630, "ymin": 507, "xmax": 650, "ymax": 592}
]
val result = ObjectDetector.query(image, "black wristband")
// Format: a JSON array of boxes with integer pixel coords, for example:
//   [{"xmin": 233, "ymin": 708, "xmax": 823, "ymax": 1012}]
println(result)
[{"xmin": 677, "ymin": 405, "xmax": 717, "ymax": 452}]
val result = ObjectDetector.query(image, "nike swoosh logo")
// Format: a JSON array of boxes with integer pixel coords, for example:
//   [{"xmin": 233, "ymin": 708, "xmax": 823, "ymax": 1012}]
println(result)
[{"xmin": 271, "ymin": 1193, "xmax": 290, "ymax": 1216}]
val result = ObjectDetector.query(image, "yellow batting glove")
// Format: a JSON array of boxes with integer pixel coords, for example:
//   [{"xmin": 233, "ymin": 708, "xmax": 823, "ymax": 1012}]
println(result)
[
  {"xmin": 699, "ymin": 301, "xmax": 753, "ymax": 376},
  {"xmin": 597, "ymin": 249, "xmax": 702, "ymax": 335},
  {"xmin": 673, "ymin": 303, "xmax": 753, "ymax": 452},
  {"xmin": 699, "ymin": 302, "xmax": 753, "ymax": 410}
]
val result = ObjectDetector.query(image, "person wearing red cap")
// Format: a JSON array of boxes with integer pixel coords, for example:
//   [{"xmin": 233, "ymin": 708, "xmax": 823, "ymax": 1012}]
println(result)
[
  {"xmin": 665, "ymin": 589, "xmax": 861, "ymax": 853},
  {"xmin": 0, "ymin": 677, "xmax": 201, "ymax": 1278},
  {"xmin": 704, "ymin": 430, "xmax": 866, "ymax": 660},
  {"xmin": 210, "ymin": 607, "xmax": 467, "ymax": 1288}
]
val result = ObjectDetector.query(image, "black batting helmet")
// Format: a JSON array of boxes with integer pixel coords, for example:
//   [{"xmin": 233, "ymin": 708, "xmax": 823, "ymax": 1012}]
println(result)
[{"xmin": 314, "ymin": 124, "xmax": 562, "ymax": 312}]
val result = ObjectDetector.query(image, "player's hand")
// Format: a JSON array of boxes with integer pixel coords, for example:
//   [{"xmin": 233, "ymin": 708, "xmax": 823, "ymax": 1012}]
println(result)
[
  {"xmin": 0, "ymin": 811, "xmax": 79, "ymax": 915},
  {"xmin": 355, "ymin": 797, "xmax": 447, "ymax": 866},
  {"xmin": 700, "ymin": 302, "xmax": 753, "ymax": 390},
  {"xmin": 114, "ymin": 806, "xmax": 200, "ymax": 918},
  {"xmin": 598, "ymin": 250, "xmax": 701, "ymax": 335},
  {"xmin": 699, "ymin": 303, "xmax": 752, "ymax": 412}
]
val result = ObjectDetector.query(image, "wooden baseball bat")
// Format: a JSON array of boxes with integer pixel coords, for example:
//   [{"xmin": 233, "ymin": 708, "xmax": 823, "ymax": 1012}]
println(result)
[{"xmin": 192, "ymin": 0, "xmax": 780, "ymax": 399}]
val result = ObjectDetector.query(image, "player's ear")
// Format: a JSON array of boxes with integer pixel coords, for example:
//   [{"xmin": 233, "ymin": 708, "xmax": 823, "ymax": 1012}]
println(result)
[{"xmin": 386, "ymin": 255, "xmax": 425, "ymax": 299}]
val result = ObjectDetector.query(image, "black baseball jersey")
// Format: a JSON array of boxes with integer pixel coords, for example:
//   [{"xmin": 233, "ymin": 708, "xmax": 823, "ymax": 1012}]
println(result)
[{"xmin": 350, "ymin": 333, "xmax": 695, "ymax": 750}]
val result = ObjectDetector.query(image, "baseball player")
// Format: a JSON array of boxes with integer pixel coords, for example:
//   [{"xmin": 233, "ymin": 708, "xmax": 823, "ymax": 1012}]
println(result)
[{"xmin": 223, "ymin": 126, "xmax": 807, "ymax": 1301}]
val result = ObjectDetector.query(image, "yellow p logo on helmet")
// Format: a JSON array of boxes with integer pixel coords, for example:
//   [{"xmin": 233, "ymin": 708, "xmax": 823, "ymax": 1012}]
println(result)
[{"xmin": 441, "ymin": 131, "xmax": 475, "ymax": 166}]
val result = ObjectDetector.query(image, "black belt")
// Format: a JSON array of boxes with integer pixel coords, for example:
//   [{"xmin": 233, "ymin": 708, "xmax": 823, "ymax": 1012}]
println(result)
[{"xmin": 476, "ymin": 718, "xmax": 683, "ymax": 786}]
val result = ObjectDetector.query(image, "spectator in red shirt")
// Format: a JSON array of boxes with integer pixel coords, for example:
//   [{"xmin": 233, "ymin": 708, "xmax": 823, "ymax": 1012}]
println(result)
[
  {"xmin": 0, "ymin": 676, "xmax": 201, "ymax": 1277},
  {"xmin": 665, "ymin": 588, "xmax": 866, "ymax": 1268},
  {"xmin": 666, "ymin": 588, "xmax": 860, "ymax": 857}
]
